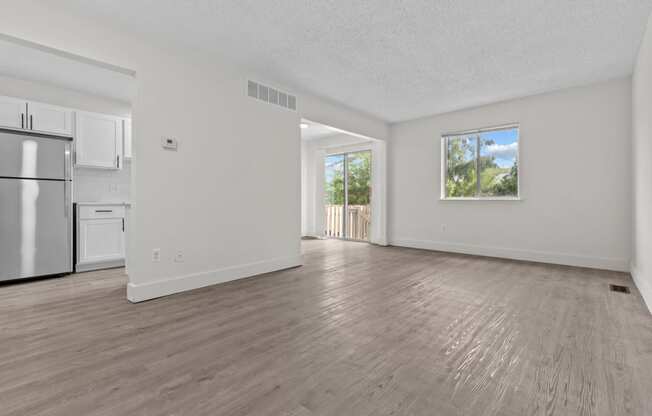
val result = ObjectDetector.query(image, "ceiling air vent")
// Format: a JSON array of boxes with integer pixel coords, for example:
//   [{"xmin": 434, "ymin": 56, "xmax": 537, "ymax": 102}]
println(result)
[{"xmin": 247, "ymin": 80, "xmax": 297, "ymax": 111}]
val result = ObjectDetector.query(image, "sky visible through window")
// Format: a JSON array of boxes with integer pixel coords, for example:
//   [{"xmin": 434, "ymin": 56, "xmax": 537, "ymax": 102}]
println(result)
[
  {"xmin": 479, "ymin": 128, "xmax": 518, "ymax": 168},
  {"xmin": 324, "ymin": 155, "xmax": 343, "ymax": 183}
]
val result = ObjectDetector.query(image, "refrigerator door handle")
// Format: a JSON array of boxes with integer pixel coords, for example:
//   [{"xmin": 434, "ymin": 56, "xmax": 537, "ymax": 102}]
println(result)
[
  {"xmin": 64, "ymin": 144, "xmax": 71, "ymax": 180},
  {"xmin": 65, "ymin": 181, "xmax": 72, "ymax": 272},
  {"xmin": 64, "ymin": 181, "xmax": 70, "ymax": 218}
]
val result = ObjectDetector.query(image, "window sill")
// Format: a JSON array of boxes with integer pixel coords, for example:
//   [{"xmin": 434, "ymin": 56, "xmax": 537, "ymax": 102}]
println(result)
[{"xmin": 440, "ymin": 197, "xmax": 523, "ymax": 201}]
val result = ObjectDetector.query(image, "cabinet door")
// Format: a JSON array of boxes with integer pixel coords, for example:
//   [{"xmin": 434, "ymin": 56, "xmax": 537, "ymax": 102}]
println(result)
[
  {"xmin": 28, "ymin": 101, "xmax": 74, "ymax": 136},
  {"xmin": 123, "ymin": 118, "xmax": 132, "ymax": 159},
  {"xmin": 78, "ymin": 218, "xmax": 125, "ymax": 264},
  {"xmin": 0, "ymin": 96, "xmax": 27, "ymax": 129},
  {"xmin": 75, "ymin": 111, "xmax": 123, "ymax": 169}
]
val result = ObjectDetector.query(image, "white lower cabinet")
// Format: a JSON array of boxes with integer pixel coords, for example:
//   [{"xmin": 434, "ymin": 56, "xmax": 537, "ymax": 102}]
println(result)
[{"xmin": 76, "ymin": 204, "xmax": 126, "ymax": 272}]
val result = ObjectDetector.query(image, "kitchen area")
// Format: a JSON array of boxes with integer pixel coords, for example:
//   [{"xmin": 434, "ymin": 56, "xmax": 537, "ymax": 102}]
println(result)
[{"xmin": 0, "ymin": 35, "xmax": 136, "ymax": 283}]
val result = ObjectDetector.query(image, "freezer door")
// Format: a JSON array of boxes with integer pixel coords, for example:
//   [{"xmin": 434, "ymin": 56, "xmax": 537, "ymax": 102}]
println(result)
[
  {"xmin": 0, "ymin": 130, "xmax": 71, "ymax": 180},
  {"xmin": 0, "ymin": 178, "xmax": 72, "ymax": 281}
]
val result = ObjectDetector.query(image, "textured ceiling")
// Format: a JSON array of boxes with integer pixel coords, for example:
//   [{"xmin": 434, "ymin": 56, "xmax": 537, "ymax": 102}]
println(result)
[{"xmin": 42, "ymin": 0, "xmax": 652, "ymax": 122}]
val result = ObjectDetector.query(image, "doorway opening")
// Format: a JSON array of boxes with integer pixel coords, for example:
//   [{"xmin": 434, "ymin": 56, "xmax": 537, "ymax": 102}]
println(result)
[
  {"xmin": 0, "ymin": 35, "xmax": 136, "ymax": 286},
  {"xmin": 300, "ymin": 119, "xmax": 386, "ymax": 245},
  {"xmin": 324, "ymin": 150, "xmax": 371, "ymax": 241}
]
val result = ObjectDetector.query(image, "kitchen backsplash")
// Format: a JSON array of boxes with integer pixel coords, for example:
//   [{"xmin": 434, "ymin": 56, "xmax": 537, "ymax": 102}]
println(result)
[{"xmin": 74, "ymin": 161, "xmax": 131, "ymax": 202}]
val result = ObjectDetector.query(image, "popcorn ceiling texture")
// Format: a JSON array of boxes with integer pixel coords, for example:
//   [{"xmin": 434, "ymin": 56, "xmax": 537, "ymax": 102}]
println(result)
[{"xmin": 46, "ymin": 0, "xmax": 652, "ymax": 122}]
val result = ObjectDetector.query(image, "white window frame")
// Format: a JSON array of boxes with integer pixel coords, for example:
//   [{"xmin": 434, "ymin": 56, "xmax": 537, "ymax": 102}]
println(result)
[{"xmin": 440, "ymin": 123, "xmax": 521, "ymax": 201}]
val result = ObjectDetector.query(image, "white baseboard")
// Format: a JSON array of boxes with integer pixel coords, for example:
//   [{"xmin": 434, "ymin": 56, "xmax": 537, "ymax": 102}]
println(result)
[
  {"xmin": 390, "ymin": 238, "xmax": 629, "ymax": 272},
  {"xmin": 630, "ymin": 262, "xmax": 652, "ymax": 315},
  {"xmin": 371, "ymin": 236, "xmax": 389, "ymax": 246},
  {"xmin": 76, "ymin": 259, "xmax": 125, "ymax": 273},
  {"xmin": 127, "ymin": 255, "xmax": 302, "ymax": 303}
]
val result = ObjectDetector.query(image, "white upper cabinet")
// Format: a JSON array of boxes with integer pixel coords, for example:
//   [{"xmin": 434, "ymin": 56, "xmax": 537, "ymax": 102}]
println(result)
[
  {"xmin": 0, "ymin": 96, "xmax": 73, "ymax": 136},
  {"xmin": 0, "ymin": 95, "xmax": 131, "ymax": 169},
  {"xmin": 28, "ymin": 101, "xmax": 74, "ymax": 136},
  {"xmin": 0, "ymin": 96, "xmax": 27, "ymax": 129},
  {"xmin": 123, "ymin": 118, "xmax": 132, "ymax": 159},
  {"xmin": 75, "ymin": 111, "xmax": 123, "ymax": 169}
]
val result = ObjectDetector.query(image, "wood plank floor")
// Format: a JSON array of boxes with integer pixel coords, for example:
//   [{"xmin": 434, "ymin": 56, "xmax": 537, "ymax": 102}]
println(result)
[{"xmin": 1, "ymin": 239, "xmax": 651, "ymax": 416}]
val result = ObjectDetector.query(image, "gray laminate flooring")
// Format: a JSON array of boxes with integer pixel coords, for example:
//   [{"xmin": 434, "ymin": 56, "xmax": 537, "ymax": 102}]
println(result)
[{"xmin": 1, "ymin": 239, "xmax": 651, "ymax": 415}]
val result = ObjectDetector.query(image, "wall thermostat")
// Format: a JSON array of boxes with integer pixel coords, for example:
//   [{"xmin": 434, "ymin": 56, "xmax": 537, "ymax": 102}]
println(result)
[{"xmin": 161, "ymin": 137, "xmax": 178, "ymax": 150}]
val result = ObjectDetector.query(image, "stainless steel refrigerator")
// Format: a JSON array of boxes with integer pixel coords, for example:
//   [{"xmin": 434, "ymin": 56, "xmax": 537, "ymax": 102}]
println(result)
[{"xmin": 0, "ymin": 128, "xmax": 73, "ymax": 282}]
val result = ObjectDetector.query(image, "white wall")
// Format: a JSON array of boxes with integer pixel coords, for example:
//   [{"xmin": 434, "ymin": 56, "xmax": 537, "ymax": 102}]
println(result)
[
  {"xmin": 254, "ymin": 77, "xmax": 389, "ymax": 143},
  {"xmin": 632, "ymin": 13, "xmax": 652, "ymax": 313},
  {"xmin": 301, "ymin": 139, "xmax": 324, "ymax": 237},
  {"xmin": 389, "ymin": 78, "xmax": 632, "ymax": 271},
  {"xmin": 129, "ymin": 60, "xmax": 301, "ymax": 301},
  {"xmin": 1, "ymin": 0, "xmax": 387, "ymax": 302}
]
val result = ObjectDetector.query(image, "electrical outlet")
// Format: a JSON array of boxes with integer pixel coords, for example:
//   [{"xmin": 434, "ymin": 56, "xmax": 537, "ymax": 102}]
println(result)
[
  {"xmin": 441, "ymin": 224, "xmax": 447, "ymax": 232},
  {"xmin": 109, "ymin": 184, "xmax": 118, "ymax": 193},
  {"xmin": 174, "ymin": 250, "xmax": 184, "ymax": 263},
  {"xmin": 152, "ymin": 248, "xmax": 161, "ymax": 262}
]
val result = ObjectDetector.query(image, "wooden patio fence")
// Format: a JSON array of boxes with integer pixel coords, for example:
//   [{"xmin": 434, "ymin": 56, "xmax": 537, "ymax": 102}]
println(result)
[{"xmin": 325, "ymin": 205, "xmax": 371, "ymax": 241}]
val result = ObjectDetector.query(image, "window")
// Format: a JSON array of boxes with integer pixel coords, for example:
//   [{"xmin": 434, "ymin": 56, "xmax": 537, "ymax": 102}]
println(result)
[{"xmin": 442, "ymin": 125, "xmax": 519, "ymax": 199}]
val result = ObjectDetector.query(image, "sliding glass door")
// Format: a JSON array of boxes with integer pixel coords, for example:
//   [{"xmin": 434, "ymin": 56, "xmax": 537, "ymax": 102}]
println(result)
[
  {"xmin": 346, "ymin": 151, "xmax": 372, "ymax": 241},
  {"xmin": 324, "ymin": 150, "xmax": 371, "ymax": 241},
  {"xmin": 324, "ymin": 154, "xmax": 345, "ymax": 238}
]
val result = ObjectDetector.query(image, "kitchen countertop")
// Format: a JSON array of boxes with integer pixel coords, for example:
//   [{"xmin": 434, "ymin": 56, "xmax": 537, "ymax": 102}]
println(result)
[{"xmin": 76, "ymin": 201, "xmax": 131, "ymax": 207}]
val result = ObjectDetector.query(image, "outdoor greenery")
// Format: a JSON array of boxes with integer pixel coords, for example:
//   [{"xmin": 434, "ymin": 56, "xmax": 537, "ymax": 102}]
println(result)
[
  {"xmin": 445, "ymin": 136, "xmax": 518, "ymax": 198},
  {"xmin": 489, "ymin": 163, "xmax": 518, "ymax": 196},
  {"xmin": 325, "ymin": 151, "xmax": 371, "ymax": 205},
  {"xmin": 445, "ymin": 137, "xmax": 477, "ymax": 197}
]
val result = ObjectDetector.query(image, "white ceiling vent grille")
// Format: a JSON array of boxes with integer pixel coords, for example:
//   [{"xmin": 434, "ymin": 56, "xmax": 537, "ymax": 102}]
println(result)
[{"xmin": 248, "ymin": 80, "xmax": 297, "ymax": 111}]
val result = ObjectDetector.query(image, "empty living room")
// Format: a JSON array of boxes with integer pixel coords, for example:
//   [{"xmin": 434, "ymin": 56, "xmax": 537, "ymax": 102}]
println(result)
[{"xmin": 2, "ymin": 1, "xmax": 652, "ymax": 415}]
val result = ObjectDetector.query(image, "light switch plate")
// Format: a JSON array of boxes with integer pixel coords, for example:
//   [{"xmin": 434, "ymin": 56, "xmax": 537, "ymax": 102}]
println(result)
[{"xmin": 174, "ymin": 250, "xmax": 184, "ymax": 263}]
